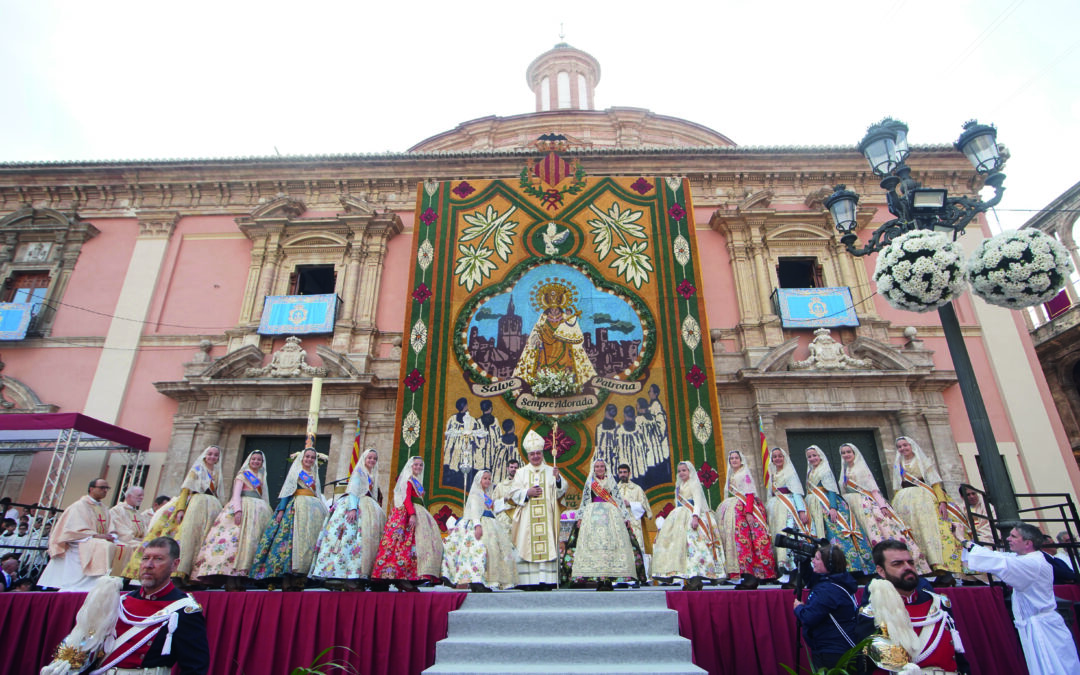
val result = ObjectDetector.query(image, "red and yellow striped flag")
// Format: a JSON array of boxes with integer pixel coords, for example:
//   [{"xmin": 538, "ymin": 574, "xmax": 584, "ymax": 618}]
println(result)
[
  {"xmin": 348, "ymin": 421, "xmax": 361, "ymax": 474},
  {"xmin": 759, "ymin": 416, "xmax": 770, "ymax": 489}
]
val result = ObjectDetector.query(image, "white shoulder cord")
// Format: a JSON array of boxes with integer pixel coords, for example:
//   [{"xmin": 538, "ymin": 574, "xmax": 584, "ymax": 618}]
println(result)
[{"xmin": 89, "ymin": 596, "xmax": 198, "ymax": 675}]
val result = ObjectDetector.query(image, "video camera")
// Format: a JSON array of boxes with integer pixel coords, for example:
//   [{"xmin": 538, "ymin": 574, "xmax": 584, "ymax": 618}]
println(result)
[{"xmin": 773, "ymin": 527, "xmax": 827, "ymax": 563}]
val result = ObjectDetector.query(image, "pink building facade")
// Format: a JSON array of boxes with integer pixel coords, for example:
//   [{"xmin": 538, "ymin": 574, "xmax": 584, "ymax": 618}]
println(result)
[{"xmin": 0, "ymin": 43, "xmax": 1076, "ymax": 515}]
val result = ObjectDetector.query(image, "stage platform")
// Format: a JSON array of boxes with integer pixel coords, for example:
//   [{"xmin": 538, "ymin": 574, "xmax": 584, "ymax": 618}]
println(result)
[{"xmin": 2, "ymin": 585, "xmax": 1076, "ymax": 675}]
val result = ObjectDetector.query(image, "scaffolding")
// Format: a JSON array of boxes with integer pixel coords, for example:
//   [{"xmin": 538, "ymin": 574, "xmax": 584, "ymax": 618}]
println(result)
[{"xmin": 0, "ymin": 413, "xmax": 151, "ymax": 579}]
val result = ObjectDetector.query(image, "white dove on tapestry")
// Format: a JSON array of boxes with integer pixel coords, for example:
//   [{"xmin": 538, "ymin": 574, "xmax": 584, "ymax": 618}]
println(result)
[{"xmin": 542, "ymin": 222, "xmax": 569, "ymax": 255}]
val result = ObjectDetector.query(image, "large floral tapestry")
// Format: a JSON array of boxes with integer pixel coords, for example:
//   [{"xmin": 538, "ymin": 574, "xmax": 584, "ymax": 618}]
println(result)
[{"xmin": 393, "ymin": 159, "xmax": 725, "ymax": 519}]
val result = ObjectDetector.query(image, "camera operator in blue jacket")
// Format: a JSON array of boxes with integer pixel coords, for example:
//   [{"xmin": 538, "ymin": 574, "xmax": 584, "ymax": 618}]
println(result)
[{"xmin": 793, "ymin": 543, "xmax": 869, "ymax": 670}]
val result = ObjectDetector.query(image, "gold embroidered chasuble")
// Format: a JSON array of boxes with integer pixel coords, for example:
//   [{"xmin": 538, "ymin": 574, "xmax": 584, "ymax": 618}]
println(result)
[{"xmin": 509, "ymin": 462, "xmax": 567, "ymax": 563}]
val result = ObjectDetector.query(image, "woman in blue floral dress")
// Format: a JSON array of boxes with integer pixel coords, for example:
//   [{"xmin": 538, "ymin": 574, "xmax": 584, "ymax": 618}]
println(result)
[
  {"xmin": 251, "ymin": 448, "xmax": 328, "ymax": 590},
  {"xmin": 803, "ymin": 445, "xmax": 874, "ymax": 575}
]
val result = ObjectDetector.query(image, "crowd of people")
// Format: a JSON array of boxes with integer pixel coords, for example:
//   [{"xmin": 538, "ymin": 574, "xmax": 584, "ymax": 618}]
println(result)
[
  {"xmin": 10, "ymin": 434, "xmax": 1080, "ymax": 596},
  {"xmin": 8, "ymin": 432, "xmax": 1080, "ymax": 675}
]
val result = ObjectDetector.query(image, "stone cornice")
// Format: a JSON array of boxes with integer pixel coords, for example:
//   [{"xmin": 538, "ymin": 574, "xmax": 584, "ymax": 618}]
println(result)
[{"xmin": 0, "ymin": 148, "xmax": 982, "ymax": 218}]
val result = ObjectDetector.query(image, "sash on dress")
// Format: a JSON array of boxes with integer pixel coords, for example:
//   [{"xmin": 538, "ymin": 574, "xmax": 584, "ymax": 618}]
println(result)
[
  {"xmin": 845, "ymin": 478, "xmax": 917, "ymax": 540},
  {"xmin": 808, "ymin": 483, "xmax": 865, "ymax": 553},
  {"xmin": 678, "ymin": 490, "xmax": 723, "ymax": 562},
  {"xmin": 773, "ymin": 488, "xmax": 812, "ymax": 536},
  {"xmin": 243, "ymin": 470, "xmax": 262, "ymax": 490},
  {"xmin": 298, "ymin": 470, "xmax": 316, "ymax": 491},
  {"xmin": 589, "ymin": 481, "xmax": 619, "ymax": 508},
  {"xmin": 900, "ymin": 469, "xmax": 968, "ymax": 527}
]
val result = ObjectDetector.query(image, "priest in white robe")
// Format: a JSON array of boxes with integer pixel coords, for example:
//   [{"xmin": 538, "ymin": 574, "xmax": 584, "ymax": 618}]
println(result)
[
  {"xmin": 510, "ymin": 430, "xmax": 567, "ymax": 586},
  {"xmin": 492, "ymin": 458, "xmax": 521, "ymax": 534},
  {"xmin": 960, "ymin": 522, "xmax": 1080, "ymax": 675},
  {"xmin": 109, "ymin": 485, "xmax": 146, "ymax": 576},
  {"xmin": 39, "ymin": 479, "xmax": 117, "ymax": 591},
  {"xmin": 617, "ymin": 463, "xmax": 653, "ymax": 555}
]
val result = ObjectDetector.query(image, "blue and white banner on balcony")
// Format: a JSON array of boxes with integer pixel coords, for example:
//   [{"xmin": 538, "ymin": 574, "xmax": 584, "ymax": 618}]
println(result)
[
  {"xmin": 774, "ymin": 287, "xmax": 859, "ymax": 328},
  {"xmin": 0, "ymin": 303, "xmax": 33, "ymax": 340},
  {"xmin": 259, "ymin": 294, "xmax": 338, "ymax": 335}
]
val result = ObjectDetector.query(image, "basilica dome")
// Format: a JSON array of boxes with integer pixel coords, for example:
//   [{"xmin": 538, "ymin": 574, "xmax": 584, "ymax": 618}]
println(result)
[{"xmin": 408, "ymin": 42, "xmax": 735, "ymax": 152}]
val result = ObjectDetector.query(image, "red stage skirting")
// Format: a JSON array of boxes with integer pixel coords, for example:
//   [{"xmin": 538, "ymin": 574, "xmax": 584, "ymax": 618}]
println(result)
[
  {"xmin": 666, "ymin": 586, "xmax": 1080, "ymax": 675},
  {"xmin": 2, "ymin": 586, "xmax": 1076, "ymax": 675},
  {"xmin": 0, "ymin": 591, "xmax": 466, "ymax": 675}
]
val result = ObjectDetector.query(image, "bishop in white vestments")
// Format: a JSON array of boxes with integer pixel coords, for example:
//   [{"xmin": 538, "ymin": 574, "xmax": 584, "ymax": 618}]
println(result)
[{"xmin": 509, "ymin": 430, "xmax": 567, "ymax": 586}]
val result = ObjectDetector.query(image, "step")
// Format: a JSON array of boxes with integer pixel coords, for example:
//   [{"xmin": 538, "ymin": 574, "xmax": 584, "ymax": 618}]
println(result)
[
  {"xmin": 423, "ymin": 664, "xmax": 706, "ymax": 675},
  {"xmin": 432, "ymin": 635, "xmax": 694, "ymax": 665},
  {"xmin": 447, "ymin": 607, "xmax": 680, "ymax": 637},
  {"xmin": 457, "ymin": 589, "xmax": 671, "ymax": 610}
]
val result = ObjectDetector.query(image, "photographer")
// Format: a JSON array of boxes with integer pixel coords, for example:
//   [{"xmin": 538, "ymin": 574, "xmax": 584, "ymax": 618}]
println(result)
[{"xmin": 793, "ymin": 543, "xmax": 868, "ymax": 671}]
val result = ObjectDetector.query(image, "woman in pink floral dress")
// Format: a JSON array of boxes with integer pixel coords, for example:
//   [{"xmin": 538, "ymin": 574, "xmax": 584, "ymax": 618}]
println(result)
[
  {"xmin": 717, "ymin": 450, "xmax": 776, "ymax": 587},
  {"xmin": 191, "ymin": 450, "xmax": 272, "ymax": 590},
  {"xmin": 838, "ymin": 442, "xmax": 930, "ymax": 574},
  {"xmin": 371, "ymin": 456, "xmax": 443, "ymax": 591}
]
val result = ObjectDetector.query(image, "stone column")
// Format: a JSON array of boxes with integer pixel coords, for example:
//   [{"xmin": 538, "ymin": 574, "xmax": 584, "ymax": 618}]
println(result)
[
  {"xmin": 339, "ymin": 247, "xmax": 363, "ymax": 325},
  {"xmin": 238, "ymin": 246, "xmax": 266, "ymax": 325},
  {"xmin": 159, "ymin": 420, "xmax": 198, "ymax": 495},
  {"xmin": 897, "ymin": 411, "xmax": 922, "ymax": 442},
  {"xmin": 83, "ymin": 211, "xmax": 178, "ymax": 423},
  {"xmin": 195, "ymin": 419, "xmax": 223, "ymax": 452},
  {"xmin": 336, "ymin": 417, "xmax": 359, "ymax": 481}
]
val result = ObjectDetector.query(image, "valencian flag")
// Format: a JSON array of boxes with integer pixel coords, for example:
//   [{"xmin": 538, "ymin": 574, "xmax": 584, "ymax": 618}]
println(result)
[
  {"xmin": 759, "ymin": 416, "xmax": 770, "ymax": 489},
  {"xmin": 348, "ymin": 421, "xmax": 361, "ymax": 474},
  {"xmin": 392, "ymin": 136, "xmax": 726, "ymax": 520}
]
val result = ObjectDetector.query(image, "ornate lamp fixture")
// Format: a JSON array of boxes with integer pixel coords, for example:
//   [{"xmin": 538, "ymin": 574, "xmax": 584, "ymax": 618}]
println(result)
[
  {"xmin": 827, "ymin": 119, "xmax": 1006, "ymax": 257},
  {"xmin": 823, "ymin": 119, "xmax": 1020, "ymax": 524}
]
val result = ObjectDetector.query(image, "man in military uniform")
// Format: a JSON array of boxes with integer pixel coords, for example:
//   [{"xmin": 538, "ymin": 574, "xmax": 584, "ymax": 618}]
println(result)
[
  {"xmin": 41, "ymin": 536, "xmax": 209, "ymax": 675},
  {"xmin": 862, "ymin": 540, "xmax": 968, "ymax": 675}
]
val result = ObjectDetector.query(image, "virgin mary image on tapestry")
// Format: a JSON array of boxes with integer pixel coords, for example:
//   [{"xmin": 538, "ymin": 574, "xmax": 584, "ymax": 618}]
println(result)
[{"xmin": 393, "ymin": 140, "xmax": 726, "ymax": 520}]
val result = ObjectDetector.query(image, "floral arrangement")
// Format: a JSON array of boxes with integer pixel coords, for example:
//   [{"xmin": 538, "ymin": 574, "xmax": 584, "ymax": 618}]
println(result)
[
  {"xmin": 965, "ymin": 229, "xmax": 1074, "ymax": 308},
  {"xmin": 873, "ymin": 230, "xmax": 966, "ymax": 312},
  {"xmin": 530, "ymin": 367, "xmax": 579, "ymax": 397}
]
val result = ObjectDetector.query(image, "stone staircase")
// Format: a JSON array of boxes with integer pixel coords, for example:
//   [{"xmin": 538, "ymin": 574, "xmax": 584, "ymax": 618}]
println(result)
[{"xmin": 422, "ymin": 589, "xmax": 706, "ymax": 675}]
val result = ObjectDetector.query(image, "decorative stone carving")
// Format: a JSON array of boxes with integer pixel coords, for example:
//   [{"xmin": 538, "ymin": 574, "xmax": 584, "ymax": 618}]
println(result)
[
  {"xmin": 245, "ymin": 336, "xmax": 327, "ymax": 378},
  {"xmin": 792, "ymin": 328, "xmax": 871, "ymax": 370},
  {"xmin": 193, "ymin": 340, "xmax": 214, "ymax": 363},
  {"xmin": 137, "ymin": 211, "xmax": 180, "ymax": 239},
  {"xmin": 710, "ymin": 329, "xmax": 725, "ymax": 353},
  {"xmin": 804, "ymin": 186, "xmax": 834, "ymax": 209},
  {"xmin": 389, "ymin": 335, "xmax": 403, "ymax": 358},
  {"xmin": 903, "ymin": 326, "xmax": 924, "ymax": 351},
  {"xmin": 314, "ymin": 345, "xmax": 363, "ymax": 378},
  {"xmin": 0, "ymin": 357, "xmax": 16, "ymax": 409}
]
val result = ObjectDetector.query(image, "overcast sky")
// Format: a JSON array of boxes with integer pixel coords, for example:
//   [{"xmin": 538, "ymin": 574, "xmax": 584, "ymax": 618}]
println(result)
[{"xmin": 2, "ymin": 0, "xmax": 1077, "ymax": 231}]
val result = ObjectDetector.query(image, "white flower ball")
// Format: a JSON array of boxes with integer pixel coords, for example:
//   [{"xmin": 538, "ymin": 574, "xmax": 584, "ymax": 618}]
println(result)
[
  {"xmin": 873, "ymin": 230, "xmax": 966, "ymax": 312},
  {"xmin": 966, "ymin": 229, "xmax": 1074, "ymax": 308}
]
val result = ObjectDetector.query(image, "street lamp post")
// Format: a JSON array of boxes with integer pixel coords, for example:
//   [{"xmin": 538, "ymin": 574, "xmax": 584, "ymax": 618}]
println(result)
[{"xmin": 823, "ymin": 119, "xmax": 1020, "ymax": 523}]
